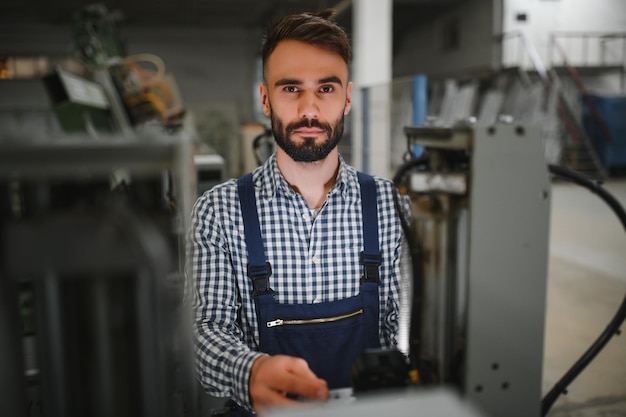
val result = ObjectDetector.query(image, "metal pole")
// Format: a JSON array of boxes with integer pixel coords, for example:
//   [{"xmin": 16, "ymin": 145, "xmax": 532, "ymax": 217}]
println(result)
[{"xmin": 411, "ymin": 75, "xmax": 427, "ymax": 157}]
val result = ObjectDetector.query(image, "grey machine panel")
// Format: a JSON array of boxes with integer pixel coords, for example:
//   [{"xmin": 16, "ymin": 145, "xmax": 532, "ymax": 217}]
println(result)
[{"xmin": 464, "ymin": 125, "xmax": 550, "ymax": 417}]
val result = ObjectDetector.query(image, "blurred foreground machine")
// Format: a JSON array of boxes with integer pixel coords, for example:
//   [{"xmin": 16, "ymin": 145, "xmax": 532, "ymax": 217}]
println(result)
[
  {"xmin": 0, "ymin": 5, "xmax": 222, "ymax": 416},
  {"xmin": 0, "ymin": 132, "xmax": 196, "ymax": 417}
]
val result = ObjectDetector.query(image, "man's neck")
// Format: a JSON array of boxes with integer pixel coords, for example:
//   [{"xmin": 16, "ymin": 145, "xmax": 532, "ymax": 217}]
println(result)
[{"xmin": 276, "ymin": 149, "xmax": 340, "ymax": 209}]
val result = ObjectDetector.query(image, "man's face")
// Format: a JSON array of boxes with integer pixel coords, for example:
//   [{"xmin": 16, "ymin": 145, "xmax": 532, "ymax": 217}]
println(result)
[{"xmin": 259, "ymin": 40, "xmax": 352, "ymax": 162}]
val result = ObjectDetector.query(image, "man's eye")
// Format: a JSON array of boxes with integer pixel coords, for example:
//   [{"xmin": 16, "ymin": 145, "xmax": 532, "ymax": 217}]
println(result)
[
  {"xmin": 320, "ymin": 86, "xmax": 334, "ymax": 93},
  {"xmin": 284, "ymin": 86, "xmax": 298, "ymax": 93}
]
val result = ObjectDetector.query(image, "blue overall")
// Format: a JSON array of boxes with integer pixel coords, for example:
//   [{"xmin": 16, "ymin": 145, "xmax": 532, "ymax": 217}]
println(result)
[{"xmin": 233, "ymin": 172, "xmax": 382, "ymax": 415}]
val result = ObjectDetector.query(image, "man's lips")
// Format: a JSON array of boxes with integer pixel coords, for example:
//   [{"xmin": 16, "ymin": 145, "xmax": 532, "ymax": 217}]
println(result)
[{"xmin": 294, "ymin": 128, "xmax": 324, "ymax": 135}]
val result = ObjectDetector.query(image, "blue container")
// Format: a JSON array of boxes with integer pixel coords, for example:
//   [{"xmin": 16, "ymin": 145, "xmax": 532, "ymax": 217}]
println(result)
[{"xmin": 581, "ymin": 94, "xmax": 626, "ymax": 170}]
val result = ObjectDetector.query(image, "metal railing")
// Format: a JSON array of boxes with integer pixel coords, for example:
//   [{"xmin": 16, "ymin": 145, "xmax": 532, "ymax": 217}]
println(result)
[
  {"xmin": 549, "ymin": 31, "xmax": 626, "ymax": 68},
  {"xmin": 497, "ymin": 31, "xmax": 549, "ymax": 83},
  {"xmin": 496, "ymin": 31, "xmax": 609, "ymax": 178}
]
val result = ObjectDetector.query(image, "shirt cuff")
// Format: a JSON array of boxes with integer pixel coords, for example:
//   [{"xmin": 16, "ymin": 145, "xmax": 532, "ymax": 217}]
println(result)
[{"xmin": 233, "ymin": 351, "xmax": 268, "ymax": 413}]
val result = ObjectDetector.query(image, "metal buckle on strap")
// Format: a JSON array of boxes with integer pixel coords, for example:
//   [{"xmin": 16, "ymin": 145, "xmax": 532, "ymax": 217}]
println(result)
[
  {"xmin": 247, "ymin": 262, "xmax": 274, "ymax": 296},
  {"xmin": 360, "ymin": 252, "xmax": 381, "ymax": 283}
]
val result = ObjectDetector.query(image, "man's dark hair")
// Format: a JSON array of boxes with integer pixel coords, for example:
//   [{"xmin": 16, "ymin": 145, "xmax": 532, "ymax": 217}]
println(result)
[{"xmin": 260, "ymin": 9, "xmax": 351, "ymax": 79}]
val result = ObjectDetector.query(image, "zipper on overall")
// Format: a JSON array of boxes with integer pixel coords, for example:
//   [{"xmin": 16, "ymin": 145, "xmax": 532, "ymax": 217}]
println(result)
[{"xmin": 266, "ymin": 309, "xmax": 364, "ymax": 328}]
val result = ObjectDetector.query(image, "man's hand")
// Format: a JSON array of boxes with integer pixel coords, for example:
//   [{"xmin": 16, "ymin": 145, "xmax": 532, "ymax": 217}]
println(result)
[{"xmin": 249, "ymin": 355, "xmax": 329, "ymax": 413}]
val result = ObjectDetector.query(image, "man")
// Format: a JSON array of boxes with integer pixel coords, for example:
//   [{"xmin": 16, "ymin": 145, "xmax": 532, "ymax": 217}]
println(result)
[{"xmin": 188, "ymin": 9, "xmax": 408, "ymax": 416}]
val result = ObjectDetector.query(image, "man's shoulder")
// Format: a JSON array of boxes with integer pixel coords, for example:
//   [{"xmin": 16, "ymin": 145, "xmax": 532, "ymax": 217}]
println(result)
[
  {"xmin": 339, "ymin": 162, "xmax": 396, "ymax": 194},
  {"xmin": 359, "ymin": 171, "xmax": 395, "ymax": 192},
  {"xmin": 195, "ymin": 178, "xmax": 240, "ymax": 209}
]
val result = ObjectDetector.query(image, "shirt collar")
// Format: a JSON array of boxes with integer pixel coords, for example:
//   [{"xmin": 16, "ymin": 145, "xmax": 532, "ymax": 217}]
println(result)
[{"xmin": 255, "ymin": 153, "xmax": 360, "ymax": 202}]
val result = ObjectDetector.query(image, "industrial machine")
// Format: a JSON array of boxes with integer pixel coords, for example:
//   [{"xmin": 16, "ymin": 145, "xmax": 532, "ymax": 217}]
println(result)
[
  {"xmin": 397, "ymin": 123, "xmax": 625, "ymax": 417},
  {"xmin": 401, "ymin": 123, "xmax": 551, "ymax": 417},
  {"xmin": 0, "ymin": 5, "xmax": 218, "ymax": 417},
  {"xmin": 0, "ymin": 132, "xmax": 196, "ymax": 417}
]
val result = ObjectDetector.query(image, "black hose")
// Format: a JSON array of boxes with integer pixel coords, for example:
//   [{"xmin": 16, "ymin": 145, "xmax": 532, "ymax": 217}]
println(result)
[{"xmin": 542, "ymin": 164, "xmax": 626, "ymax": 416}]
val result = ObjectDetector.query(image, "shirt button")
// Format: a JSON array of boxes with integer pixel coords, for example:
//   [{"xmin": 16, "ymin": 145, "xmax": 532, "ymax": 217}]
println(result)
[
  {"xmin": 312, "ymin": 255, "xmax": 319, "ymax": 263},
  {"xmin": 302, "ymin": 212, "xmax": 310, "ymax": 221}
]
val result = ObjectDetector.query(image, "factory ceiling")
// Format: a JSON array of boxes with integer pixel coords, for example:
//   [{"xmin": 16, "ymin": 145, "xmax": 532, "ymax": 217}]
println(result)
[{"xmin": 0, "ymin": 0, "xmax": 465, "ymax": 52}]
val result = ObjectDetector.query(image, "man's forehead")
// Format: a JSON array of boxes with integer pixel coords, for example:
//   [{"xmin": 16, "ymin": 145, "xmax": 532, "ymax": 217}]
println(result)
[{"xmin": 265, "ymin": 40, "xmax": 349, "ymax": 81}]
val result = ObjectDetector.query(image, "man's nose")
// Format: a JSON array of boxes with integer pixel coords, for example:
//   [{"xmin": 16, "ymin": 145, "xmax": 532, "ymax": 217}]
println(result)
[{"xmin": 299, "ymin": 92, "xmax": 319, "ymax": 120}]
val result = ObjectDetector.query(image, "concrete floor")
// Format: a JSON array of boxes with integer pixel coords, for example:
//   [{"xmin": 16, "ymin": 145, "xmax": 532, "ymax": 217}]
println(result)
[{"xmin": 543, "ymin": 178, "xmax": 626, "ymax": 417}]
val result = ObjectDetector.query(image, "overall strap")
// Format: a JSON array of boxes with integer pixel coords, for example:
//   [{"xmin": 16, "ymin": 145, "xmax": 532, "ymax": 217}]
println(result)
[
  {"xmin": 238, "ymin": 172, "xmax": 379, "ymax": 293},
  {"xmin": 357, "ymin": 172, "xmax": 381, "ymax": 283},
  {"xmin": 237, "ymin": 173, "xmax": 273, "ymax": 297}
]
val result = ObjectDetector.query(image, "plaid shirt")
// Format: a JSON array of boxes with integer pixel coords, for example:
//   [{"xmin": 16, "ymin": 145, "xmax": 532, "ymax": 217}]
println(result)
[{"xmin": 188, "ymin": 153, "xmax": 408, "ymax": 411}]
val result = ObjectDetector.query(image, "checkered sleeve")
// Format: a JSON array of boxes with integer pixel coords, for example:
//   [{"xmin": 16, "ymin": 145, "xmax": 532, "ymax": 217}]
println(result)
[
  {"xmin": 188, "ymin": 183, "xmax": 261, "ymax": 412},
  {"xmin": 374, "ymin": 178, "xmax": 412, "ymax": 349}
]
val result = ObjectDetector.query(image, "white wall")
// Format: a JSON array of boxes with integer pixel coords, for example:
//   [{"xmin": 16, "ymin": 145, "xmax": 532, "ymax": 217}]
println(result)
[
  {"xmin": 502, "ymin": 0, "xmax": 626, "ymax": 68},
  {"xmin": 393, "ymin": 0, "xmax": 625, "ymax": 79},
  {"xmin": 393, "ymin": 0, "xmax": 497, "ymax": 79},
  {"xmin": 504, "ymin": 0, "xmax": 626, "ymax": 35}
]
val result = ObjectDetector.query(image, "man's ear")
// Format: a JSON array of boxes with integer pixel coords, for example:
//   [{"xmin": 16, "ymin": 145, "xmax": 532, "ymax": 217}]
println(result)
[
  {"xmin": 259, "ymin": 83, "xmax": 271, "ymax": 117},
  {"xmin": 344, "ymin": 82, "xmax": 353, "ymax": 115}
]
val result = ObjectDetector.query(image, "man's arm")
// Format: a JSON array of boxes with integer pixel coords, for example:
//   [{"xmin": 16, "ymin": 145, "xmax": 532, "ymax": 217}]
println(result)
[
  {"xmin": 189, "ymin": 191, "xmax": 329, "ymax": 413},
  {"xmin": 189, "ymin": 192, "xmax": 260, "ymax": 410},
  {"xmin": 380, "ymin": 181, "xmax": 413, "ymax": 349}
]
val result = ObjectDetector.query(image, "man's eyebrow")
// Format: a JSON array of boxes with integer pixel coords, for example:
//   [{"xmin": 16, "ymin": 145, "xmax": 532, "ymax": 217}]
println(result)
[
  {"xmin": 274, "ymin": 78, "xmax": 302, "ymax": 87},
  {"xmin": 319, "ymin": 76, "xmax": 343, "ymax": 86},
  {"xmin": 273, "ymin": 76, "xmax": 344, "ymax": 87}
]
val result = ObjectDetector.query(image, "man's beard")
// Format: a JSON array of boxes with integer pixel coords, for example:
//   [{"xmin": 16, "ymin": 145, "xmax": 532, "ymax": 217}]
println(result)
[{"xmin": 271, "ymin": 113, "xmax": 344, "ymax": 163}]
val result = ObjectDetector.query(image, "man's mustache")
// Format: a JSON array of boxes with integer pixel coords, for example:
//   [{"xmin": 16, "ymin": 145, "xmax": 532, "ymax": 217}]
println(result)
[{"xmin": 286, "ymin": 119, "xmax": 332, "ymax": 134}]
